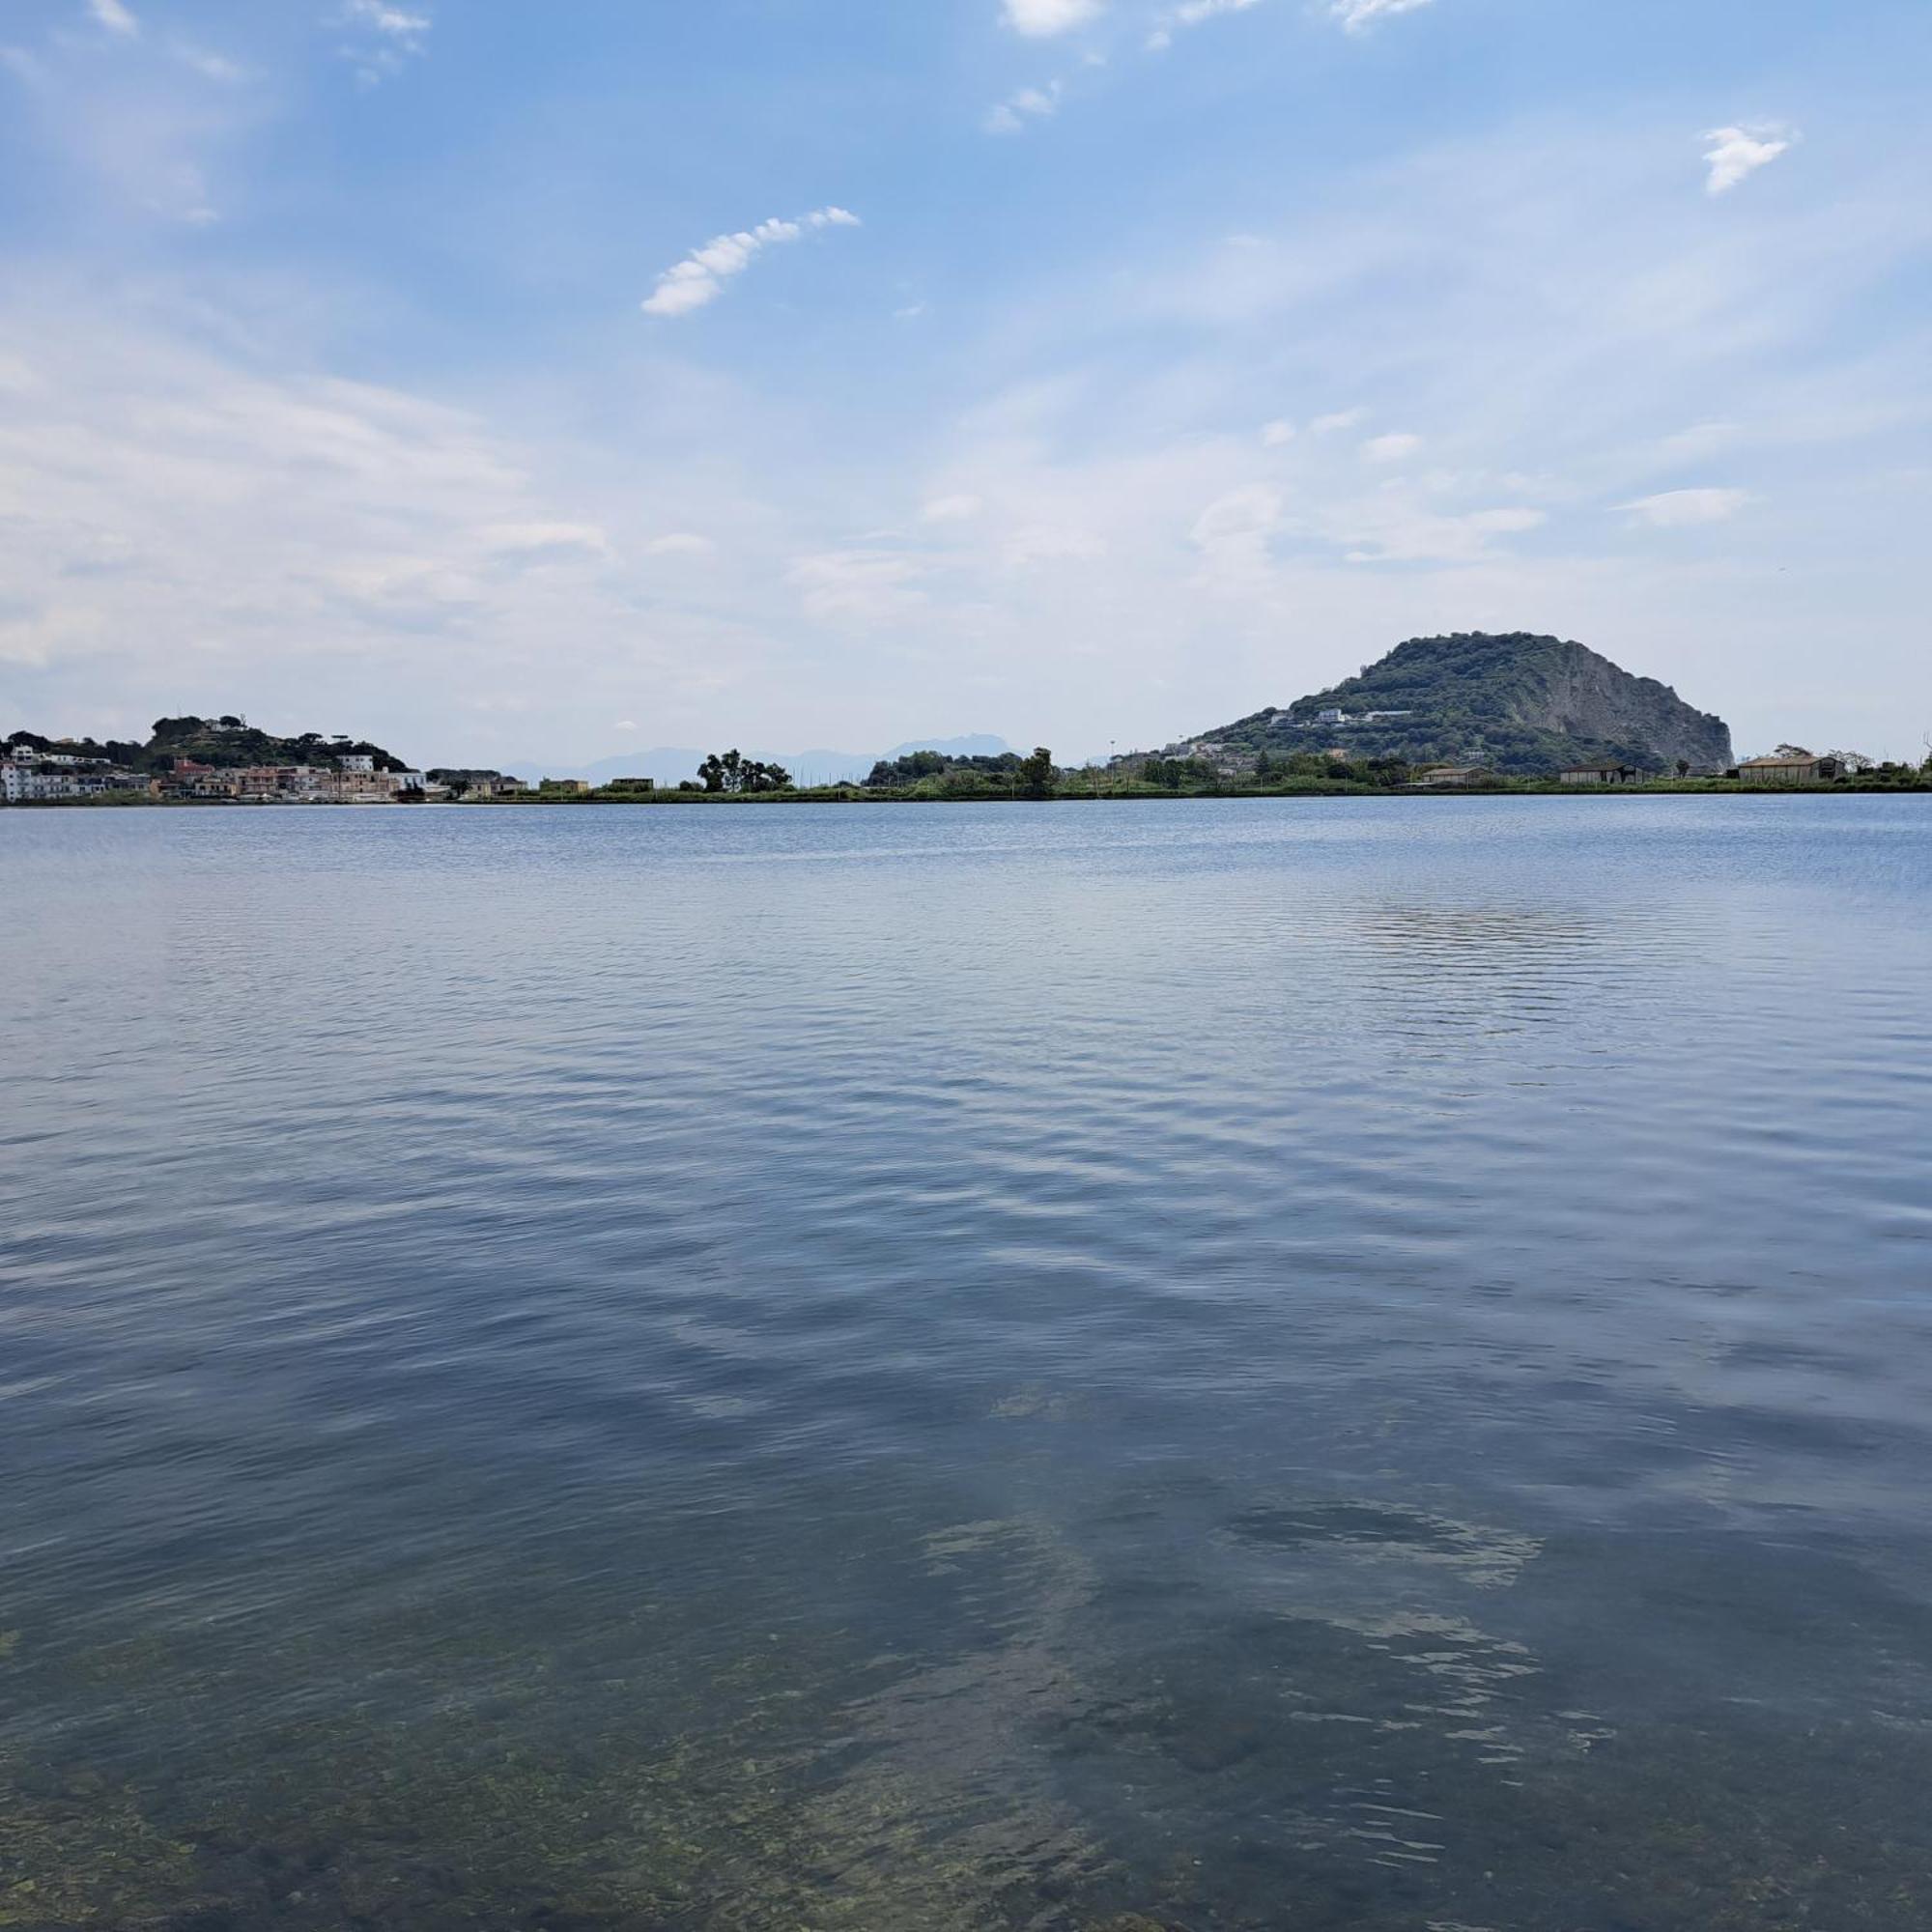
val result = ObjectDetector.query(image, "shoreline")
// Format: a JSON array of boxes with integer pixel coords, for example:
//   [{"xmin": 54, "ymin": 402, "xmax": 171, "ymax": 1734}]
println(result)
[{"xmin": 7, "ymin": 781, "xmax": 1930, "ymax": 810}]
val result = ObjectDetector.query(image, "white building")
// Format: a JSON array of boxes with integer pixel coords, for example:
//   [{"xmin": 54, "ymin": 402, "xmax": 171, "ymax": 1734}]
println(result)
[
  {"xmin": 3, "ymin": 762, "xmax": 139, "ymax": 802},
  {"xmin": 337, "ymin": 753, "xmax": 377, "ymax": 774}
]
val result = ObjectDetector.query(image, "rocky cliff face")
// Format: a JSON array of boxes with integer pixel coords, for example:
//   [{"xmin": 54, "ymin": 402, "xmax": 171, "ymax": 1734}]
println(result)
[
  {"xmin": 1191, "ymin": 633, "xmax": 1733, "ymax": 776},
  {"xmin": 1495, "ymin": 640, "xmax": 1733, "ymax": 766}
]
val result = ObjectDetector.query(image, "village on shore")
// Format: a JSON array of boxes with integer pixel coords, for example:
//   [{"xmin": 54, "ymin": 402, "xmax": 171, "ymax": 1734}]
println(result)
[
  {"xmin": 4, "ymin": 727, "xmax": 1923, "ymax": 809},
  {"xmin": 12, "ymin": 635, "xmax": 1926, "ymax": 808}
]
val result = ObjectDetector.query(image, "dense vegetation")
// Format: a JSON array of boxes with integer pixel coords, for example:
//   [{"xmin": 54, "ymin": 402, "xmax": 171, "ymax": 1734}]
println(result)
[
  {"xmin": 1179, "ymin": 633, "xmax": 1735, "ymax": 777},
  {"xmin": 5, "ymin": 715, "xmax": 410, "ymax": 774},
  {"xmin": 858, "ymin": 748, "xmax": 1060, "ymax": 798},
  {"xmin": 697, "ymin": 749, "xmax": 793, "ymax": 793},
  {"xmin": 865, "ymin": 749, "xmax": 1024, "ymax": 788}
]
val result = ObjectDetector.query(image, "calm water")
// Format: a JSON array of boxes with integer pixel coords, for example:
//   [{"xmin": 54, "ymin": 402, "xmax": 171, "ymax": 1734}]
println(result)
[{"xmin": 4, "ymin": 797, "xmax": 1931, "ymax": 1932}]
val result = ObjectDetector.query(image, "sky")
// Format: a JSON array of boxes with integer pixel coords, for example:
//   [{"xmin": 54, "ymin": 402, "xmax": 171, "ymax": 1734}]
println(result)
[{"xmin": 1, "ymin": 0, "xmax": 1928, "ymax": 768}]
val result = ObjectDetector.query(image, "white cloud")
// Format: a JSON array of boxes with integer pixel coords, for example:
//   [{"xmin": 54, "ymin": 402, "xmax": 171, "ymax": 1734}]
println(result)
[
  {"xmin": 644, "ymin": 532, "xmax": 717, "ymax": 557},
  {"xmin": 1190, "ymin": 483, "xmax": 1283, "ymax": 590},
  {"xmin": 1003, "ymin": 524, "xmax": 1108, "ymax": 565},
  {"xmin": 787, "ymin": 549, "xmax": 929, "ymax": 625},
  {"xmin": 1001, "ymin": 0, "xmax": 1105, "ymax": 35},
  {"xmin": 338, "ymin": 0, "xmax": 431, "ymax": 83},
  {"xmin": 1659, "ymin": 422, "xmax": 1742, "ymax": 460},
  {"xmin": 1150, "ymin": 0, "xmax": 1261, "ymax": 44},
  {"xmin": 173, "ymin": 43, "xmax": 248, "ymax": 83},
  {"xmin": 1619, "ymin": 488, "xmax": 1751, "ymax": 527},
  {"xmin": 923, "ymin": 495, "xmax": 984, "ymax": 523},
  {"xmin": 985, "ymin": 82, "xmax": 1061, "ymax": 135},
  {"xmin": 1323, "ymin": 497, "xmax": 1547, "ymax": 563},
  {"xmin": 85, "ymin": 0, "xmax": 140, "ymax": 37},
  {"xmin": 0, "ymin": 287, "xmax": 811, "ymax": 747},
  {"xmin": 1362, "ymin": 431, "xmax": 1423, "ymax": 463},
  {"xmin": 1329, "ymin": 0, "xmax": 1433, "ymax": 29},
  {"xmin": 481, "ymin": 523, "xmax": 612, "ymax": 560},
  {"xmin": 641, "ymin": 207, "xmax": 861, "ymax": 318},
  {"xmin": 1703, "ymin": 125, "xmax": 1794, "ymax": 196},
  {"xmin": 1312, "ymin": 409, "xmax": 1364, "ymax": 434},
  {"xmin": 343, "ymin": 0, "xmax": 429, "ymax": 37},
  {"xmin": 1261, "ymin": 419, "xmax": 1295, "ymax": 446}
]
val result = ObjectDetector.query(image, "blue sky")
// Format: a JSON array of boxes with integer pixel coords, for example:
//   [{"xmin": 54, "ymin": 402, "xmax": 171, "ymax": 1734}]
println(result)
[{"xmin": 2, "ymin": 0, "xmax": 1928, "ymax": 765}]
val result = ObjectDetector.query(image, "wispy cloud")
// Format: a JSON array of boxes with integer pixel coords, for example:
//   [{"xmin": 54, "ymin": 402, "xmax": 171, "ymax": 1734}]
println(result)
[
  {"xmin": 84, "ymin": 0, "xmax": 140, "ymax": 39},
  {"xmin": 985, "ymin": 82, "xmax": 1061, "ymax": 134},
  {"xmin": 1148, "ymin": 0, "xmax": 1262, "ymax": 49},
  {"xmin": 1261, "ymin": 419, "xmax": 1295, "ymax": 446},
  {"xmin": 1001, "ymin": 0, "xmax": 1105, "ymax": 38},
  {"xmin": 1327, "ymin": 498, "xmax": 1545, "ymax": 564},
  {"xmin": 338, "ymin": 0, "xmax": 431, "ymax": 85},
  {"xmin": 641, "ymin": 208, "xmax": 861, "ymax": 319},
  {"xmin": 923, "ymin": 495, "xmax": 985, "ymax": 523},
  {"xmin": 1619, "ymin": 488, "xmax": 1751, "ymax": 527},
  {"xmin": 1702, "ymin": 125, "xmax": 1794, "ymax": 196},
  {"xmin": 172, "ymin": 43, "xmax": 249, "ymax": 84},
  {"xmin": 788, "ymin": 548, "xmax": 930, "ymax": 625},
  {"xmin": 0, "ymin": 45, "xmax": 51, "ymax": 85},
  {"xmin": 1312, "ymin": 409, "xmax": 1364, "ymax": 434},
  {"xmin": 1190, "ymin": 483, "xmax": 1283, "ymax": 590},
  {"xmin": 1329, "ymin": 0, "xmax": 1434, "ymax": 31},
  {"xmin": 1362, "ymin": 431, "xmax": 1423, "ymax": 463}
]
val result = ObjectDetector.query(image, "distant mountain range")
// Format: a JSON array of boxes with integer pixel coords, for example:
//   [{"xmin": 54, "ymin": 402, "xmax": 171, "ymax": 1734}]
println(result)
[
  {"xmin": 1159, "ymin": 633, "xmax": 1733, "ymax": 777},
  {"xmin": 507, "ymin": 735, "xmax": 1014, "ymax": 787}
]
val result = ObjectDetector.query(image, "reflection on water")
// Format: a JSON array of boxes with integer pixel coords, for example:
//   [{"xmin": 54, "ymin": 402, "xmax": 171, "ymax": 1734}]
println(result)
[{"xmin": 3, "ymin": 796, "xmax": 1931, "ymax": 1929}]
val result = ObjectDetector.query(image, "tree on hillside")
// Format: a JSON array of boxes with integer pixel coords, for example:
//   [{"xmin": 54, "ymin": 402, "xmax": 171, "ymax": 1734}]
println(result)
[{"xmin": 1016, "ymin": 747, "xmax": 1056, "ymax": 795}]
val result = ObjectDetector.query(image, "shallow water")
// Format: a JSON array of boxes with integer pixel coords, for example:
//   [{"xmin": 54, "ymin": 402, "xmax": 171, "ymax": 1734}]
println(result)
[{"xmin": 3, "ymin": 796, "xmax": 1930, "ymax": 1930}]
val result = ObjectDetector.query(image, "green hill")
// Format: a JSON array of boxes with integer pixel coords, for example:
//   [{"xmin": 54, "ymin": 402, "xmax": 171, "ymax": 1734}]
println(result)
[
  {"xmin": 4, "ymin": 715, "xmax": 411, "ymax": 775},
  {"xmin": 1179, "ymin": 633, "xmax": 1733, "ymax": 777}
]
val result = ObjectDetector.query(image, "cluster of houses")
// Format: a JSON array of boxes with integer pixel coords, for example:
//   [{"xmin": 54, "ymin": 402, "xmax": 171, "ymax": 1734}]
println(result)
[
  {"xmin": 152, "ymin": 755, "xmax": 436, "ymax": 803},
  {"xmin": 2, "ymin": 751, "xmax": 517, "ymax": 805},
  {"xmin": 0, "ymin": 748, "xmax": 668, "ymax": 805},
  {"xmin": 1307, "ymin": 707, "xmax": 1418, "ymax": 728},
  {"xmin": 2, "ymin": 751, "xmax": 146, "ymax": 804},
  {"xmin": 1, "ymin": 751, "xmax": 442, "ymax": 805}
]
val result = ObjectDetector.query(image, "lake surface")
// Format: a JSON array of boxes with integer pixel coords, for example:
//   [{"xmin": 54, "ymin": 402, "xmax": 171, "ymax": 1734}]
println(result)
[{"xmin": 4, "ymin": 796, "xmax": 1931, "ymax": 1932}]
